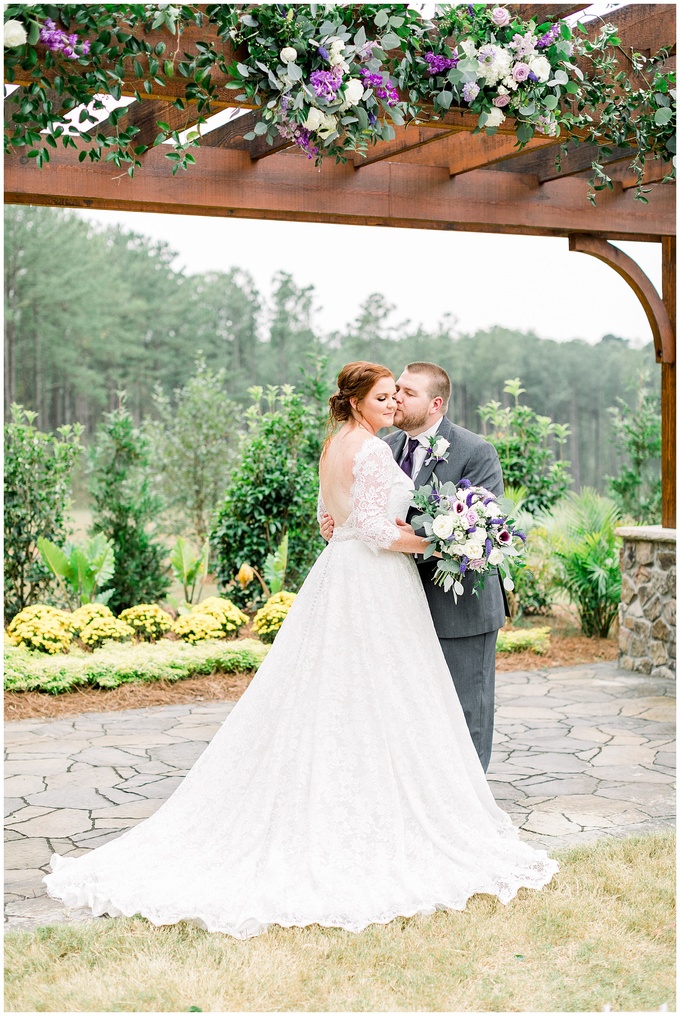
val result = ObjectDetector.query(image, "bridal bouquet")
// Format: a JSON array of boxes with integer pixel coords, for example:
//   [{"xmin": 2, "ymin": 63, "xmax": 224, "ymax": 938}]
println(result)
[{"xmin": 411, "ymin": 478, "xmax": 525, "ymax": 602}]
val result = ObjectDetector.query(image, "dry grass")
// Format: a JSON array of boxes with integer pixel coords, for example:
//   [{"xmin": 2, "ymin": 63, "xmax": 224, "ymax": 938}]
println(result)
[{"xmin": 4, "ymin": 831, "xmax": 675, "ymax": 1013}]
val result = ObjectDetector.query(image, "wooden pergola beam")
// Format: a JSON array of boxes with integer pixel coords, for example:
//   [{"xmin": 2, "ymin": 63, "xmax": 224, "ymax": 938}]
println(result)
[
  {"xmin": 4, "ymin": 143, "xmax": 673, "ymax": 242},
  {"xmin": 491, "ymin": 142, "xmax": 637, "ymax": 182}
]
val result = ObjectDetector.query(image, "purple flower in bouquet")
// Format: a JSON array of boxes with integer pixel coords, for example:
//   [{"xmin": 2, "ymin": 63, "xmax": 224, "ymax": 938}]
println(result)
[
  {"xmin": 462, "ymin": 81, "xmax": 480, "ymax": 102},
  {"xmin": 528, "ymin": 70, "xmax": 539, "ymax": 82},
  {"xmin": 509, "ymin": 32, "xmax": 537, "ymax": 58},
  {"xmin": 360, "ymin": 68, "xmax": 399, "ymax": 106},
  {"xmin": 39, "ymin": 18, "xmax": 89, "ymax": 59},
  {"xmin": 317, "ymin": 45, "xmax": 330, "ymax": 61},
  {"xmin": 493, "ymin": 93, "xmax": 510, "ymax": 107},
  {"xmin": 424, "ymin": 51, "xmax": 458, "ymax": 75},
  {"xmin": 310, "ymin": 67, "xmax": 343, "ymax": 102},
  {"xmin": 277, "ymin": 110, "xmax": 319, "ymax": 159},
  {"xmin": 490, "ymin": 7, "xmax": 511, "ymax": 27},
  {"xmin": 356, "ymin": 41, "xmax": 375, "ymax": 62},
  {"xmin": 536, "ymin": 23, "xmax": 561, "ymax": 49},
  {"xmin": 512, "ymin": 62, "xmax": 531, "ymax": 82},
  {"xmin": 497, "ymin": 528, "xmax": 512, "ymax": 545}
]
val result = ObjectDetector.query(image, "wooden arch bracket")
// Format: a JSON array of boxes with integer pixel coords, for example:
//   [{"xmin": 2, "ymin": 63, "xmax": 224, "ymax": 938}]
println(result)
[{"xmin": 568, "ymin": 234, "xmax": 675, "ymax": 364}]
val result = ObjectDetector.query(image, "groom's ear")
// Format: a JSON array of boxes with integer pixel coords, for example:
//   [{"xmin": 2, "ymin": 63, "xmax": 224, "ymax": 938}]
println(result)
[{"xmin": 430, "ymin": 396, "xmax": 444, "ymax": 414}]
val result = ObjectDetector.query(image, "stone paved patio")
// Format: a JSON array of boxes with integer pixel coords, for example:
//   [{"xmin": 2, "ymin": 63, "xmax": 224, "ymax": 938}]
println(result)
[{"xmin": 5, "ymin": 661, "xmax": 675, "ymax": 931}]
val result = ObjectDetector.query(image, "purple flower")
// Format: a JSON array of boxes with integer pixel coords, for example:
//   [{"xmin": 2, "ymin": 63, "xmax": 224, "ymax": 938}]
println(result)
[
  {"xmin": 497, "ymin": 528, "xmax": 512, "ymax": 544},
  {"xmin": 528, "ymin": 70, "xmax": 539, "ymax": 82},
  {"xmin": 493, "ymin": 93, "xmax": 510, "ymax": 107},
  {"xmin": 490, "ymin": 7, "xmax": 511, "ymax": 27},
  {"xmin": 485, "ymin": 537, "xmax": 493, "ymax": 556},
  {"xmin": 536, "ymin": 23, "xmax": 561, "ymax": 49},
  {"xmin": 453, "ymin": 500, "xmax": 466, "ymax": 515},
  {"xmin": 512, "ymin": 62, "xmax": 530, "ymax": 82},
  {"xmin": 468, "ymin": 5, "xmax": 475, "ymax": 16},
  {"xmin": 462, "ymin": 81, "xmax": 480, "ymax": 103},
  {"xmin": 39, "ymin": 17, "xmax": 89, "ymax": 59},
  {"xmin": 317, "ymin": 45, "xmax": 329, "ymax": 61},
  {"xmin": 359, "ymin": 68, "xmax": 399, "ymax": 106},
  {"xmin": 459, "ymin": 478, "xmax": 472, "ymax": 489},
  {"xmin": 460, "ymin": 556, "xmax": 469, "ymax": 575},
  {"xmin": 310, "ymin": 67, "xmax": 343, "ymax": 102},
  {"xmin": 424, "ymin": 51, "xmax": 458, "ymax": 75},
  {"xmin": 356, "ymin": 41, "xmax": 375, "ymax": 62},
  {"xmin": 277, "ymin": 109, "xmax": 319, "ymax": 159}
]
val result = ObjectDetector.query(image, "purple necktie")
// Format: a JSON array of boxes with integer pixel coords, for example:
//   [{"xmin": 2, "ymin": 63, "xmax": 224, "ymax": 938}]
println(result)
[{"xmin": 400, "ymin": 437, "xmax": 420, "ymax": 478}]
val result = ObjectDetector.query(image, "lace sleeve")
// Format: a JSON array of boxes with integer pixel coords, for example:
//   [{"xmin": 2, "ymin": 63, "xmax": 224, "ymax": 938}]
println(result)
[{"xmin": 351, "ymin": 439, "xmax": 401, "ymax": 552}]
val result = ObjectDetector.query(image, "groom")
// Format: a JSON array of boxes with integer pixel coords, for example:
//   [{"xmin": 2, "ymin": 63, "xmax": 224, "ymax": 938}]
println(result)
[{"xmin": 321, "ymin": 361, "xmax": 508, "ymax": 771}]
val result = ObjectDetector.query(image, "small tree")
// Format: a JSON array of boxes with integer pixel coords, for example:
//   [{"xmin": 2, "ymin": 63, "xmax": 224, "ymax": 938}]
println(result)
[
  {"xmin": 4, "ymin": 404, "xmax": 82, "ymax": 620},
  {"xmin": 211, "ymin": 385, "xmax": 324, "ymax": 607},
  {"xmin": 479, "ymin": 378, "xmax": 572, "ymax": 515},
  {"xmin": 89, "ymin": 396, "xmax": 170, "ymax": 613},
  {"xmin": 607, "ymin": 371, "xmax": 662, "ymax": 524},
  {"xmin": 147, "ymin": 359, "xmax": 241, "ymax": 543}
]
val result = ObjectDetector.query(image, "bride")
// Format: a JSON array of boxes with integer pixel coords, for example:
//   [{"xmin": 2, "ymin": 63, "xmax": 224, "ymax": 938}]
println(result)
[{"xmin": 44, "ymin": 361, "xmax": 558, "ymax": 938}]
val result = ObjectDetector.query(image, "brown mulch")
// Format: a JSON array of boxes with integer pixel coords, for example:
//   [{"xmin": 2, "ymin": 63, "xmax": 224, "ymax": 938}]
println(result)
[{"xmin": 4, "ymin": 629, "xmax": 617, "ymax": 722}]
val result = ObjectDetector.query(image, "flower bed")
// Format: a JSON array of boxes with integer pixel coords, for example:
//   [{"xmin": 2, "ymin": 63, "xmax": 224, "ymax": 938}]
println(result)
[{"xmin": 4, "ymin": 638, "xmax": 269, "ymax": 695}]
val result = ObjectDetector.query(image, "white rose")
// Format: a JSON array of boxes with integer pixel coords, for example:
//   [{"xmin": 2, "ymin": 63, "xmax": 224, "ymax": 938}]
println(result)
[
  {"xmin": 529, "ymin": 55, "xmax": 551, "ymax": 82},
  {"xmin": 327, "ymin": 37, "xmax": 345, "ymax": 53},
  {"xmin": 433, "ymin": 514, "xmax": 454, "ymax": 540},
  {"xmin": 433, "ymin": 437, "xmax": 449, "ymax": 457},
  {"xmin": 280, "ymin": 47, "xmax": 298, "ymax": 64},
  {"xmin": 488, "ymin": 548, "xmax": 504, "ymax": 566},
  {"xmin": 342, "ymin": 77, "xmax": 364, "ymax": 107},
  {"xmin": 304, "ymin": 107, "xmax": 326, "ymax": 132},
  {"xmin": 459, "ymin": 38, "xmax": 477, "ymax": 59},
  {"xmin": 315, "ymin": 112, "xmax": 338, "ymax": 139},
  {"xmin": 484, "ymin": 107, "xmax": 506, "ymax": 127},
  {"xmin": 4, "ymin": 19, "xmax": 27, "ymax": 47},
  {"xmin": 465, "ymin": 541, "xmax": 484, "ymax": 560},
  {"xmin": 502, "ymin": 74, "xmax": 519, "ymax": 91}
]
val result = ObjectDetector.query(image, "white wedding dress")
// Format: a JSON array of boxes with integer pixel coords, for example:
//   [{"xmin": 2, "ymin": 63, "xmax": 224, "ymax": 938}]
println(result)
[{"xmin": 44, "ymin": 436, "xmax": 557, "ymax": 937}]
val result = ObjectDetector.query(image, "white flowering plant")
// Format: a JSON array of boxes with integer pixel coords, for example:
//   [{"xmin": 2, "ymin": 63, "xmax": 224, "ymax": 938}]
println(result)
[{"xmin": 411, "ymin": 478, "xmax": 525, "ymax": 602}]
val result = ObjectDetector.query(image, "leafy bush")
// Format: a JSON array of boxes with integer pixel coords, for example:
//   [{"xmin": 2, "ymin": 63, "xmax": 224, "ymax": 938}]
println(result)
[
  {"xmin": 497, "ymin": 626, "xmax": 551, "ymax": 655},
  {"xmin": 170, "ymin": 536, "xmax": 210, "ymax": 606},
  {"xmin": 89, "ymin": 397, "xmax": 170, "ymax": 613},
  {"xmin": 607, "ymin": 371, "xmax": 662, "ymax": 524},
  {"xmin": 118, "ymin": 604, "xmax": 173, "ymax": 642},
  {"xmin": 211, "ymin": 386, "xmax": 325, "ymax": 606},
  {"xmin": 4, "ymin": 639, "xmax": 269, "ymax": 695},
  {"xmin": 37, "ymin": 532, "xmax": 115, "ymax": 608},
  {"xmin": 79, "ymin": 616, "xmax": 135, "ymax": 650},
  {"xmin": 171, "ymin": 612, "xmax": 226, "ymax": 644},
  {"xmin": 147, "ymin": 360, "xmax": 241, "ymax": 543},
  {"xmin": 69, "ymin": 603, "xmax": 114, "ymax": 635},
  {"xmin": 252, "ymin": 591, "xmax": 297, "ymax": 644},
  {"xmin": 190, "ymin": 597, "xmax": 248, "ymax": 636},
  {"xmin": 504, "ymin": 487, "xmax": 556, "ymax": 620},
  {"xmin": 6, "ymin": 604, "xmax": 73, "ymax": 654},
  {"xmin": 540, "ymin": 489, "xmax": 622, "ymax": 638},
  {"xmin": 478, "ymin": 378, "xmax": 572, "ymax": 515},
  {"xmin": 4, "ymin": 405, "xmax": 83, "ymax": 621}
]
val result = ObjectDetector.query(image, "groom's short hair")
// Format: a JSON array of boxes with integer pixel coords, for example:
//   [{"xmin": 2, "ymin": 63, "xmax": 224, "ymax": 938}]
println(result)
[{"xmin": 405, "ymin": 362, "xmax": 451, "ymax": 411}]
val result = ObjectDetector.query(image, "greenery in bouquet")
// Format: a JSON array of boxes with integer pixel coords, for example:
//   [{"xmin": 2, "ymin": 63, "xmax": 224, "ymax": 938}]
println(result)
[{"xmin": 411, "ymin": 478, "xmax": 525, "ymax": 602}]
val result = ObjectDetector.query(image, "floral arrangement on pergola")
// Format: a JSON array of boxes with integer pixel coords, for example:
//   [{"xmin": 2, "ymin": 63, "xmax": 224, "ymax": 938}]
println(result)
[{"xmin": 2, "ymin": 3, "xmax": 675, "ymax": 201}]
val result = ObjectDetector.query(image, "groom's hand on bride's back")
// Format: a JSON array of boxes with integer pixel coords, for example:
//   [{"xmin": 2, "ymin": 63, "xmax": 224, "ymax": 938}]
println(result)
[{"xmin": 320, "ymin": 512, "xmax": 335, "ymax": 541}]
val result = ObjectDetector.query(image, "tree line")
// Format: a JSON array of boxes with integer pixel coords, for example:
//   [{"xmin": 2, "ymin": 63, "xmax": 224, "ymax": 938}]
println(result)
[{"xmin": 4, "ymin": 205, "xmax": 660, "ymax": 493}]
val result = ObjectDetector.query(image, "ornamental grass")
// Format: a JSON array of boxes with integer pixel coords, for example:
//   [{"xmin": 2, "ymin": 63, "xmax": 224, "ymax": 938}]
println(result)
[
  {"xmin": 4, "ymin": 639, "xmax": 269, "ymax": 695},
  {"xmin": 4, "ymin": 831, "xmax": 674, "ymax": 1013}
]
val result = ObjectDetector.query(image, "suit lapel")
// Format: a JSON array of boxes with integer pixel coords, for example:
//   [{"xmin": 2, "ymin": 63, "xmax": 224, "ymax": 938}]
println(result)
[
  {"xmin": 413, "ymin": 417, "xmax": 454, "ymax": 489},
  {"xmin": 390, "ymin": 430, "xmax": 408, "ymax": 464}
]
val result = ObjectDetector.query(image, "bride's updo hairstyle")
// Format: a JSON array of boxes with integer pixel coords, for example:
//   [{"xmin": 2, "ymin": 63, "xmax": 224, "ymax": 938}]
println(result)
[{"xmin": 327, "ymin": 361, "xmax": 394, "ymax": 426}]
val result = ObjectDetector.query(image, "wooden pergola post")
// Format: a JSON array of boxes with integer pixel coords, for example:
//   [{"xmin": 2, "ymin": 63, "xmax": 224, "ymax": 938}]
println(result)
[{"xmin": 662, "ymin": 236, "xmax": 676, "ymax": 529}]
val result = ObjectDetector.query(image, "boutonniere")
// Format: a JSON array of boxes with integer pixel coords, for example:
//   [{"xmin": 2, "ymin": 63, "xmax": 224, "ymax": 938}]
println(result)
[{"xmin": 425, "ymin": 435, "xmax": 450, "ymax": 465}]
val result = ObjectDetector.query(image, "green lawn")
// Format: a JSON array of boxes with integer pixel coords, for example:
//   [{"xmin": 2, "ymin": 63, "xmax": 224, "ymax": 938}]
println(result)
[{"xmin": 4, "ymin": 830, "xmax": 675, "ymax": 1013}]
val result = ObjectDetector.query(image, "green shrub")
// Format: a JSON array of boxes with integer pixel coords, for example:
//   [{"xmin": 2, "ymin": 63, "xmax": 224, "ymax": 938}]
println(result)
[
  {"xmin": 4, "ymin": 405, "xmax": 83, "ymax": 621},
  {"xmin": 118, "ymin": 604, "xmax": 173, "ymax": 641},
  {"xmin": 252, "ymin": 591, "xmax": 297, "ymax": 644},
  {"xmin": 4, "ymin": 638, "xmax": 269, "ymax": 695},
  {"xmin": 497, "ymin": 626, "xmax": 551, "ymax": 654},
  {"xmin": 211, "ymin": 386, "xmax": 324, "ymax": 607},
  {"xmin": 478, "ymin": 378, "xmax": 571, "ymax": 515},
  {"xmin": 37, "ymin": 532, "xmax": 115, "ymax": 608},
  {"xmin": 89, "ymin": 397, "xmax": 170, "ymax": 613},
  {"xmin": 607, "ymin": 371, "xmax": 662, "ymax": 524},
  {"xmin": 540, "ymin": 489, "xmax": 622, "ymax": 638}
]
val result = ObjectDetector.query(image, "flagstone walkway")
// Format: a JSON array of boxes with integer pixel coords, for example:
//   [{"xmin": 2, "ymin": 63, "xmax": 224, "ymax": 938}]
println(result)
[{"xmin": 5, "ymin": 661, "xmax": 675, "ymax": 931}]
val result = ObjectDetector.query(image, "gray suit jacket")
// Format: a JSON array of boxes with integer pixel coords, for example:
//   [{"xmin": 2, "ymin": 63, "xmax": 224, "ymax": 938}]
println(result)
[{"xmin": 384, "ymin": 416, "xmax": 509, "ymax": 638}]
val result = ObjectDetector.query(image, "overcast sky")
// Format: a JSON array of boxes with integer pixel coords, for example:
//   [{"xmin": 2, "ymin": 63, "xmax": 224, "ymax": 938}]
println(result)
[{"xmin": 74, "ymin": 207, "xmax": 661, "ymax": 347}]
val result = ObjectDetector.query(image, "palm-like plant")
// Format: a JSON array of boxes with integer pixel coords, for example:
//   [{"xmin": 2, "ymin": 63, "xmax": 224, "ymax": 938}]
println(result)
[{"xmin": 538, "ymin": 488, "xmax": 622, "ymax": 638}]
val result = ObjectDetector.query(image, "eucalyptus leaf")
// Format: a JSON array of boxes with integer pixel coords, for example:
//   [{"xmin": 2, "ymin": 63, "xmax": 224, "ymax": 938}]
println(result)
[
  {"xmin": 374, "ymin": 9, "xmax": 389, "ymax": 27},
  {"xmin": 354, "ymin": 26, "xmax": 366, "ymax": 48},
  {"xmin": 654, "ymin": 106, "xmax": 672, "ymax": 125},
  {"xmin": 544, "ymin": 95, "xmax": 558, "ymax": 110},
  {"xmin": 381, "ymin": 32, "xmax": 401, "ymax": 50},
  {"xmin": 436, "ymin": 90, "xmax": 453, "ymax": 110}
]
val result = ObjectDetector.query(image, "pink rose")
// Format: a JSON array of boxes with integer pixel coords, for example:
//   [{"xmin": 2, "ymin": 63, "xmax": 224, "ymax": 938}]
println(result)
[
  {"xmin": 493, "ymin": 93, "xmax": 510, "ymax": 107},
  {"xmin": 512, "ymin": 62, "xmax": 530, "ymax": 82},
  {"xmin": 491, "ymin": 7, "xmax": 511, "ymax": 27}
]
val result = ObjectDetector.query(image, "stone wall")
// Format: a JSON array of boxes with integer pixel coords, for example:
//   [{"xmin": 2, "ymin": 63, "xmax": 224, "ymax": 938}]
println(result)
[{"xmin": 616, "ymin": 525, "xmax": 676, "ymax": 679}]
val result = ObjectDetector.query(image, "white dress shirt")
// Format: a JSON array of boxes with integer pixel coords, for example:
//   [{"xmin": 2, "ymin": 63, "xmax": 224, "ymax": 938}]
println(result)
[{"xmin": 399, "ymin": 419, "xmax": 443, "ymax": 480}]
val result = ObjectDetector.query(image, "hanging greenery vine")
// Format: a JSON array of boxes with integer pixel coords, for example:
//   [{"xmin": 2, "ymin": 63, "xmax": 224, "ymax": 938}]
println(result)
[{"xmin": 2, "ymin": 3, "xmax": 675, "ymax": 201}]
